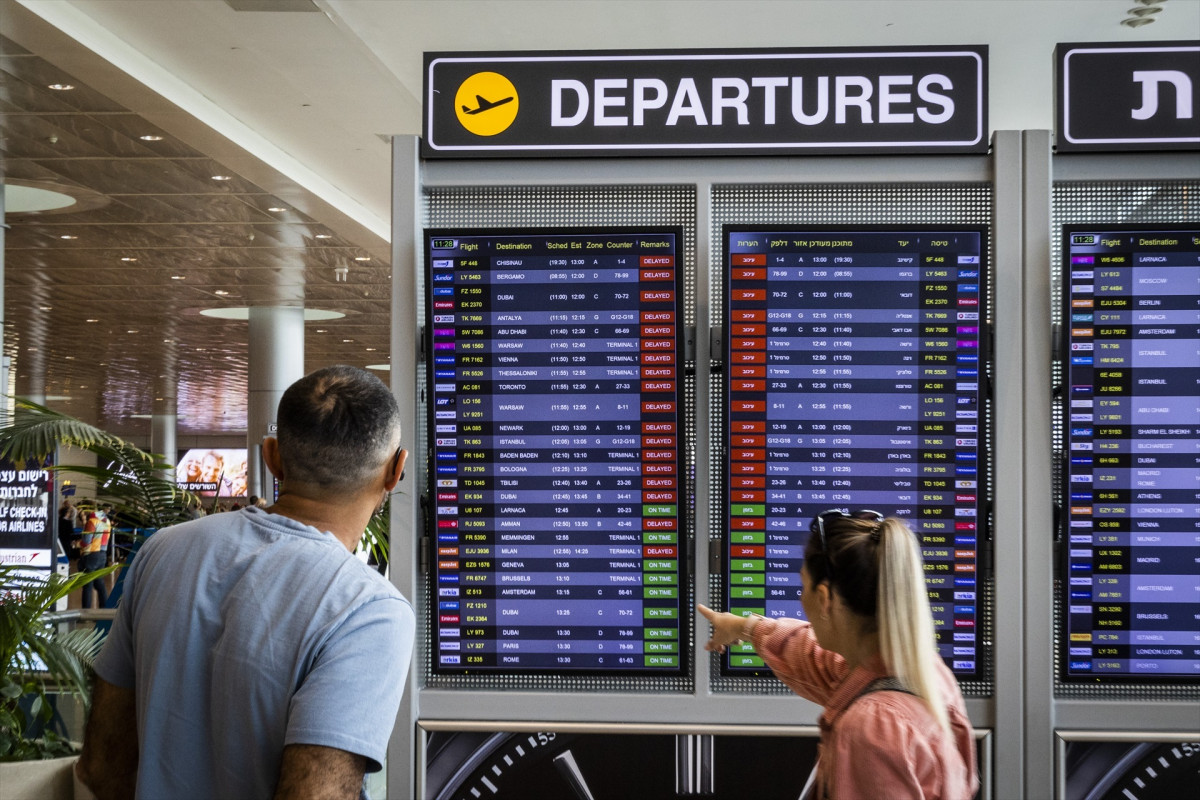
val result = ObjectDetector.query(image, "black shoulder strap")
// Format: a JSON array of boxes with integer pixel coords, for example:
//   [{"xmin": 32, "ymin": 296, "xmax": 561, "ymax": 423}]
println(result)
[{"xmin": 857, "ymin": 675, "xmax": 916, "ymax": 699}]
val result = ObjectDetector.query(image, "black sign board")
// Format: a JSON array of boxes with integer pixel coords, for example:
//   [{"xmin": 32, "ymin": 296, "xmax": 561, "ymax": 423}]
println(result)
[
  {"xmin": 1057, "ymin": 41, "xmax": 1200, "ymax": 152},
  {"xmin": 423, "ymin": 47, "xmax": 987, "ymax": 158},
  {"xmin": 0, "ymin": 456, "xmax": 55, "ymax": 567}
]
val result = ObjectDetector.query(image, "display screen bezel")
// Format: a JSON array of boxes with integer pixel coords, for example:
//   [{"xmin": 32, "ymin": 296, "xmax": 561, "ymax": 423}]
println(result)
[
  {"xmin": 1057, "ymin": 222, "xmax": 1200, "ymax": 685},
  {"xmin": 423, "ymin": 225, "xmax": 690, "ymax": 678},
  {"xmin": 718, "ymin": 223, "xmax": 992, "ymax": 679}
]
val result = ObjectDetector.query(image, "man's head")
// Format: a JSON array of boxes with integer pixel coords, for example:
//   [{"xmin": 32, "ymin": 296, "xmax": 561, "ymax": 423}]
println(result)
[{"xmin": 274, "ymin": 365, "xmax": 401, "ymax": 495}]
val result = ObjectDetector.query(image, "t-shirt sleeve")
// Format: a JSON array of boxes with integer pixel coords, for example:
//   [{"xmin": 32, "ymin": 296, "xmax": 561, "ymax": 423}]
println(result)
[
  {"xmin": 92, "ymin": 554, "xmax": 140, "ymax": 689},
  {"xmin": 284, "ymin": 595, "xmax": 416, "ymax": 771}
]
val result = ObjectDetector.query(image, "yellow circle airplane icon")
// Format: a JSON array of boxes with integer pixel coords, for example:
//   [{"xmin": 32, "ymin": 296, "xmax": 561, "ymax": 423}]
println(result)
[{"xmin": 454, "ymin": 72, "xmax": 519, "ymax": 136}]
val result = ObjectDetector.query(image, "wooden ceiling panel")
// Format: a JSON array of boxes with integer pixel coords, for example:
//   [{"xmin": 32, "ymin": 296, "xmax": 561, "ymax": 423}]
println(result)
[{"xmin": 1, "ymin": 32, "xmax": 391, "ymax": 437}]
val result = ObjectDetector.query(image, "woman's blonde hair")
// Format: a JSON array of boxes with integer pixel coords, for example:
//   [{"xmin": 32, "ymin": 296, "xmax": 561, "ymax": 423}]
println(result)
[{"xmin": 805, "ymin": 513, "xmax": 949, "ymax": 731}]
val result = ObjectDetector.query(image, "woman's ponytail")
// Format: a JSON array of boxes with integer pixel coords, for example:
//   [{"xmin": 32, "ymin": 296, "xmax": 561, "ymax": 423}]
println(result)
[{"xmin": 876, "ymin": 517, "xmax": 950, "ymax": 732}]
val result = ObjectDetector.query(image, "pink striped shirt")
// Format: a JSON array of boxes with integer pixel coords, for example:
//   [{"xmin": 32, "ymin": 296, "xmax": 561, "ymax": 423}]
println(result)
[{"xmin": 750, "ymin": 617, "xmax": 978, "ymax": 800}]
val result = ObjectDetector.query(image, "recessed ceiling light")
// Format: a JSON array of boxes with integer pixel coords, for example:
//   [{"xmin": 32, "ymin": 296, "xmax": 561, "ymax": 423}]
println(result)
[
  {"xmin": 315, "ymin": 234, "xmax": 332, "ymax": 239},
  {"xmin": 48, "ymin": 83, "xmax": 74, "ymax": 91},
  {"xmin": 212, "ymin": 175, "xmax": 232, "ymax": 181},
  {"xmin": 121, "ymin": 256, "xmax": 137, "ymax": 262},
  {"xmin": 126, "ymin": 329, "xmax": 139, "ymax": 334},
  {"xmin": 342, "ymin": 339, "xmax": 353, "ymax": 343},
  {"xmin": 268, "ymin": 206, "xmax": 286, "ymax": 212},
  {"xmin": 39, "ymin": 305, "xmax": 52, "ymax": 311},
  {"xmin": 60, "ymin": 234, "xmax": 77, "ymax": 240},
  {"xmin": 315, "ymin": 329, "xmax": 327, "ymax": 333},
  {"xmin": 214, "ymin": 290, "xmax": 230, "ymax": 296},
  {"xmin": 355, "ymin": 256, "xmax": 371, "ymax": 261},
  {"xmin": 171, "ymin": 275, "xmax": 186, "ymax": 280},
  {"xmin": 85, "ymin": 318, "xmax": 99, "ymax": 323},
  {"xmin": 365, "ymin": 347, "xmax": 377, "ymax": 352},
  {"xmin": 139, "ymin": 134, "xmax": 164, "ymax": 141}
]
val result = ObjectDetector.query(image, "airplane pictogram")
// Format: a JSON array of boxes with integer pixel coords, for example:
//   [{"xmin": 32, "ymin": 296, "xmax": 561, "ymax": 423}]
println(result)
[{"xmin": 461, "ymin": 94, "xmax": 514, "ymax": 115}]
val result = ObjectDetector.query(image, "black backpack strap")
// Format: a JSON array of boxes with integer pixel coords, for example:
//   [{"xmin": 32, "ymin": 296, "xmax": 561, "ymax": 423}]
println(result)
[{"xmin": 858, "ymin": 676, "xmax": 915, "ymax": 698}]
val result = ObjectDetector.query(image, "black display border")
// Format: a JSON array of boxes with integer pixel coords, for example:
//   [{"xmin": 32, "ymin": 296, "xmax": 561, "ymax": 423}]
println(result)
[
  {"xmin": 1056, "ymin": 221, "xmax": 1200, "ymax": 686},
  {"xmin": 717, "ymin": 223, "xmax": 993, "ymax": 680},
  {"xmin": 422, "ymin": 225, "xmax": 690, "ymax": 679}
]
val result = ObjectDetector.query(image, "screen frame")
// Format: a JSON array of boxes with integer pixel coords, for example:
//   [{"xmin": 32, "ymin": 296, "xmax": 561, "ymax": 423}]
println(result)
[
  {"xmin": 422, "ymin": 225, "xmax": 691, "ymax": 679},
  {"xmin": 718, "ymin": 223, "xmax": 993, "ymax": 679},
  {"xmin": 1056, "ymin": 221, "xmax": 1200, "ymax": 686}
]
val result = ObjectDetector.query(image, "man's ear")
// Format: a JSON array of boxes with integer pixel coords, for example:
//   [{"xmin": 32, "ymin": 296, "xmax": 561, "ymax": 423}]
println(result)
[
  {"xmin": 262, "ymin": 437, "xmax": 284, "ymax": 481},
  {"xmin": 383, "ymin": 448, "xmax": 407, "ymax": 492}
]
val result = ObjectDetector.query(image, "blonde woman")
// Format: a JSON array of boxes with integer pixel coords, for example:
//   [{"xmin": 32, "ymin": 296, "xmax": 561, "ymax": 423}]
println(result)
[{"xmin": 699, "ymin": 510, "xmax": 977, "ymax": 799}]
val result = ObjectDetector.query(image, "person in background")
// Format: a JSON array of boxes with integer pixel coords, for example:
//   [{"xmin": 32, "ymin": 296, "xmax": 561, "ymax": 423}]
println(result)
[
  {"xmin": 78, "ymin": 503, "xmax": 113, "ymax": 608},
  {"xmin": 77, "ymin": 365, "xmax": 415, "ymax": 800},
  {"xmin": 56, "ymin": 498, "xmax": 80, "ymax": 567},
  {"xmin": 699, "ymin": 510, "xmax": 977, "ymax": 800}
]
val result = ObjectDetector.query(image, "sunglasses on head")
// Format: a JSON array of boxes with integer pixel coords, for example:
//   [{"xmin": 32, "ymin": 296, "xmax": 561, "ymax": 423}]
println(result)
[{"xmin": 809, "ymin": 509, "xmax": 885, "ymax": 555}]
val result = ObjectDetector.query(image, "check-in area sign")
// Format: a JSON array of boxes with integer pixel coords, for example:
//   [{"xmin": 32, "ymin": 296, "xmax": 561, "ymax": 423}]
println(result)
[{"xmin": 423, "ymin": 47, "xmax": 988, "ymax": 157}]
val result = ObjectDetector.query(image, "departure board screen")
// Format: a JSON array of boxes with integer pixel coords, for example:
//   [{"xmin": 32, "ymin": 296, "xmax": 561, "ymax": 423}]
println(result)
[
  {"xmin": 426, "ymin": 228, "xmax": 686, "ymax": 675},
  {"xmin": 1061, "ymin": 224, "xmax": 1200, "ymax": 682},
  {"xmin": 722, "ymin": 226, "xmax": 988, "ymax": 678}
]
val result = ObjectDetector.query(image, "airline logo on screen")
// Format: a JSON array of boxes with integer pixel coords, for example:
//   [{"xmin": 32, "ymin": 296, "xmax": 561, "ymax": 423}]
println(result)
[{"xmin": 424, "ymin": 46, "xmax": 988, "ymax": 157}]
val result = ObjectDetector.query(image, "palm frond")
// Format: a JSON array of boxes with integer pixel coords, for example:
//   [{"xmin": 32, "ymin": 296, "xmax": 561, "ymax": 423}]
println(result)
[{"xmin": 0, "ymin": 398, "xmax": 198, "ymax": 530}]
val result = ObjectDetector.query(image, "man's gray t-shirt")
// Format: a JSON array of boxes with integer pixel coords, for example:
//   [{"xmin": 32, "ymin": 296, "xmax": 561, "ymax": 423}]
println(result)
[{"xmin": 96, "ymin": 506, "xmax": 415, "ymax": 799}]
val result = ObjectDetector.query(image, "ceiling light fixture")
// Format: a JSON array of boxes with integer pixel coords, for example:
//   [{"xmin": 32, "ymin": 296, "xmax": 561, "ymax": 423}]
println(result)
[
  {"xmin": 59, "ymin": 234, "xmax": 77, "ymax": 240},
  {"xmin": 139, "ymin": 134, "xmax": 164, "ymax": 141},
  {"xmin": 315, "ymin": 233, "xmax": 332, "ymax": 239},
  {"xmin": 211, "ymin": 175, "xmax": 232, "ymax": 181},
  {"xmin": 121, "ymin": 256, "xmax": 137, "ymax": 262},
  {"xmin": 171, "ymin": 275, "xmax": 186, "ymax": 280},
  {"xmin": 268, "ymin": 206, "xmax": 286, "ymax": 212},
  {"xmin": 47, "ymin": 83, "xmax": 74, "ymax": 90},
  {"xmin": 355, "ymin": 256, "xmax": 371, "ymax": 262},
  {"xmin": 85, "ymin": 318, "xmax": 99, "ymax": 323},
  {"xmin": 214, "ymin": 290, "xmax": 230, "ymax": 296}
]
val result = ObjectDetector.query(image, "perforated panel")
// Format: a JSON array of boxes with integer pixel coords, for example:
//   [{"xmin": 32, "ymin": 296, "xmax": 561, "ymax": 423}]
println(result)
[
  {"xmin": 421, "ymin": 185, "xmax": 697, "ymax": 693},
  {"xmin": 1051, "ymin": 179, "xmax": 1200, "ymax": 701},
  {"xmin": 707, "ymin": 183, "xmax": 995, "ymax": 696}
]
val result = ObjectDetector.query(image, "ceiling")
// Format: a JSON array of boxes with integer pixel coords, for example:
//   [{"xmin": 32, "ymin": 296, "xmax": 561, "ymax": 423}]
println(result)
[{"xmin": 1, "ymin": 0, "xmax": 1196, "ymax": 439}]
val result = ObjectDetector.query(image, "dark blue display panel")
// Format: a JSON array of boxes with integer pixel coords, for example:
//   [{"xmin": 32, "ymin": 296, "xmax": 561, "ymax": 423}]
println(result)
[
  {"xmin": 425, "ymin": 228, "xmax": 686, "ymax": 675},
  {"xmin": 1061, "ymin": 224, "xmax": 1200, "ymax": 681},
  {"xmin": 722, "ymin": 226, "xmax": 989, "ymax": 678}
]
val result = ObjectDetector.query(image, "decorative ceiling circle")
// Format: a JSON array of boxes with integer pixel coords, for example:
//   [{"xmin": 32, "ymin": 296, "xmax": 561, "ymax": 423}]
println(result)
[{"xmin": 3, "ymin": 178, "xmax": 109, "ymax": 215}]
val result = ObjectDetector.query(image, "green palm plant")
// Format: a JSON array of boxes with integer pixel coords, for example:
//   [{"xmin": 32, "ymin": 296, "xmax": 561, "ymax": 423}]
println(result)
[
  {"xmin": 0, "ymin": 564, "xmax": 118, "ymax": 760},
  {"xmin": 0, "ymin": 398, "xmax": 198, "ymax": 760},
  {"xmin": 0, "ymin": 398, "xmax": 198, "ymax": 531}
]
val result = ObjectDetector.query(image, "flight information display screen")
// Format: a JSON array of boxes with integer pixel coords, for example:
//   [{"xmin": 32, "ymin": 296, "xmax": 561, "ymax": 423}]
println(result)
[
  {"xmin": 722, "ymin": 226, "xmax": 988, "ymax": 678},
  {"xmin": 1061, "ymin": 224, "xmax": 1200, "ymax": 681},
  {"xmin": 425, "ymin": 227, "xmax": 686, "ymax": 675}
]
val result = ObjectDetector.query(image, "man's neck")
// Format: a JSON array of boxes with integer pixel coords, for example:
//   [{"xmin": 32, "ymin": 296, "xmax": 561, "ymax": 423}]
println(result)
[{"xmin": 265, "ymin": 493, "xmax": 372, "ymax": 552}]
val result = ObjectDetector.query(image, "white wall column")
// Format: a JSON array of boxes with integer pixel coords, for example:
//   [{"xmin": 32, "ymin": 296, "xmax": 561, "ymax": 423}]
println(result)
[
  {"xmin": 150, "ymin": 405, "xmax": 177, "ymax": 481},
  {"xmin": 246, "ymin": 306, "xmax": 304, "ymax": 499}
]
